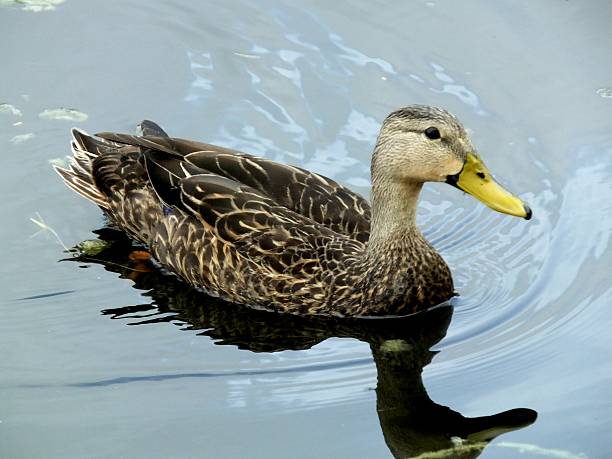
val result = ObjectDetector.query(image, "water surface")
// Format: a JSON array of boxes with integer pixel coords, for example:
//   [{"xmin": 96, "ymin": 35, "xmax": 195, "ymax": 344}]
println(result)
[{"xmin": 2, "ymin": 1, "xmax": 612, "ymax": 458}]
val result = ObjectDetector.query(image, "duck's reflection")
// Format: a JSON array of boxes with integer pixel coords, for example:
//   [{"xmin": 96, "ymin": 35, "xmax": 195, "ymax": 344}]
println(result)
[{"xmin": 71, "ymin": 228, "xmax": 537, "ymax": 459}]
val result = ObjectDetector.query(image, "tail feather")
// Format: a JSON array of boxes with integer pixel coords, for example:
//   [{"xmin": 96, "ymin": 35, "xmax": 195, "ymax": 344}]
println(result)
[
  {"xmin": 54, "ymin": 129, "xmax": 109, "ymax": 209},
  {"xmin": 138, "ymin": 120, "xmax": 169, "ymax": 137},
  {"xmin": 72, "ymin": 128, "xmax": 119, "ymax": 155},
  {"xmin": 56, "ymin": 121, "xmax": 169, "ymax": 210}
]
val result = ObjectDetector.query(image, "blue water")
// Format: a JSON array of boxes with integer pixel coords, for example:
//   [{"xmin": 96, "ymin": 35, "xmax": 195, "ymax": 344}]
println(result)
[{"xmin": 2, "ymin": 1, "xmax": 612, "ymax": 458}]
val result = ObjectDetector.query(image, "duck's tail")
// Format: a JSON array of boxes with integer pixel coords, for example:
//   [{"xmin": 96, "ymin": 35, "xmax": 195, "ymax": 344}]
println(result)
[
  {"xmin": 54, "ymin": 128, "xmax": 110, "ymax": 209},
  {"xmin": 137, "ymin": 119, "xmax": 169, "ymax": 137}
]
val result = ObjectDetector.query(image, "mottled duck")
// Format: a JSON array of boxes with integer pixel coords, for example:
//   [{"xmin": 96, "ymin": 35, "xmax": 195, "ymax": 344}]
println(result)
[{"xmin": 55, "ymin": 105, "xmax": 531, "ymax": 317}]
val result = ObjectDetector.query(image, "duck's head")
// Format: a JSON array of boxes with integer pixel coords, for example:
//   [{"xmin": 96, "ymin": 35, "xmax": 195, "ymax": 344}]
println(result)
[{"xmin": 373, "ymin": 105, "xmax": 531, "ymax": 220}]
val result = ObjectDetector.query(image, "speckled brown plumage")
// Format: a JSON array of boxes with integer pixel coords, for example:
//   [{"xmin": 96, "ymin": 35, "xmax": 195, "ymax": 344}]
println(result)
[{"xmin": 55, "ymin": 108, "xmax": 462, "ymax": 316}]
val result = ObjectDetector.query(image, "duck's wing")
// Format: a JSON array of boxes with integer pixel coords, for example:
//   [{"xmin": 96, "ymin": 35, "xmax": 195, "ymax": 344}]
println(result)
[
  {"xmin": 184, "ymin": 150, "xmax": 371, "ymax": 242},
  {"xmin": 145, "ymin": 150, "xmax": 361, "ymax": 279},
  {"xmin": 97, "ymin": 131, "xmax": 371, "ymax": 242}
]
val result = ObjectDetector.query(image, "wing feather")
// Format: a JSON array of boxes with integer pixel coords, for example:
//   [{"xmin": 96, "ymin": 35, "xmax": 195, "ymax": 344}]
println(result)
[
  {"xmin": 93, "ymin": 131, "xmax": 371, "ymax": 242},
  {"xmin": 184, "ymin": 151, "xmax": 371, "ymax": 241}
]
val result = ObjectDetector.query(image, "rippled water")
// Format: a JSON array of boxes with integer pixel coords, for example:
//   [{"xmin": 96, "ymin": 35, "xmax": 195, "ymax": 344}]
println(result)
[{"xmin": 2, "ymin": 1, "xmax": 612, "ymax": 458}]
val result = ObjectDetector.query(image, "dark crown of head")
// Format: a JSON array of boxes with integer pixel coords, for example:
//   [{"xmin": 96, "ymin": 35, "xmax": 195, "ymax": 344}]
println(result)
[{"xmin": 387, "ymin": 105, "xmax": 455, "ymax": 123}]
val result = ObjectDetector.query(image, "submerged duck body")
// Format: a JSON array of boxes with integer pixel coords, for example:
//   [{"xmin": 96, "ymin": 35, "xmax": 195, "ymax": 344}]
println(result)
[{"xmin": 56, "ymin": 106, "xmax": 531, "ymax": 317}]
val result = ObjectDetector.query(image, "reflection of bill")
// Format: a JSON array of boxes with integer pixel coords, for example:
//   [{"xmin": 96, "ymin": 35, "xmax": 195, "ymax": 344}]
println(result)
[
  {"xmin": 69, "ymin": 229, "xmax": 537, "ymax": 459},
  {"xmin": 371, "ymin": 311, "xmax": 537, "ymax": 458}
]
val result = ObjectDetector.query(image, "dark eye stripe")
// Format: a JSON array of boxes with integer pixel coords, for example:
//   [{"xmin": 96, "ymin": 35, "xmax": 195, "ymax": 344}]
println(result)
[{"xmin": 424, "ymin": 127, "xmax": 441, "ymax": 140}]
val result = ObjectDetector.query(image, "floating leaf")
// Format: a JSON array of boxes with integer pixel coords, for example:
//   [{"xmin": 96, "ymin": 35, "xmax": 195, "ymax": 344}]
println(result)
[
  {"xmin": 596, "ymin": 87, "xmax": 612, "ymax": 99},
  {"xmin": 0, "ymin": 103, "xmax": 22, "ymax": 116},
  {"xmin": 39, "ymin": 107, "xmax": 88, "ymax": 122},
  {"xmin": 10, "ymin": 133, "xmax": 35, "ymax": 144},
  {"xmin": 48, "ymin": 156, "xmax": 71, "ymax": 168},
  {"xmin": 0, "ymin": 0, "xmax": 65, "ymax": 12}
]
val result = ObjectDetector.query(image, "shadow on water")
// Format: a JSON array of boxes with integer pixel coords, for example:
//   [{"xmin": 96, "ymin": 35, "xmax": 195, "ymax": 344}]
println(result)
[{"xmin": 68, "ymin": 228, "xmax": 537, "ymax": 459}]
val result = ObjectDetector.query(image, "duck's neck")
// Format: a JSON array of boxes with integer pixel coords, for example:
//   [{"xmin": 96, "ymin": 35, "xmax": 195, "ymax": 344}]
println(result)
[
  {"xmin": 367, "ymin": 178, "xmax": 425, "ymax": 254},
  {"xmin": 351, "ymin": 178, "xmax": 452, "ymax": 316}
]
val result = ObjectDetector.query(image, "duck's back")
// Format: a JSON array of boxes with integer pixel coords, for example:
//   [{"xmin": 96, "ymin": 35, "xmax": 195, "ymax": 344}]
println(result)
[{"xmin": 55, "ymin": 121, "xmax": 373, "ymax": 313}]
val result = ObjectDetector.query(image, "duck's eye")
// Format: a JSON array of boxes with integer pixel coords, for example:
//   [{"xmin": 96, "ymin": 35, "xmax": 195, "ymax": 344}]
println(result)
[{"xmin": 424, "ymin": 127, "xmax": 441, "ymax": 140}]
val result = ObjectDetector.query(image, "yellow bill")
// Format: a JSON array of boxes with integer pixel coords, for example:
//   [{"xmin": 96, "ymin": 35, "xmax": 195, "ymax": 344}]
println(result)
[{"xmin": 446, "ymin": 152, "xmax": 532, "ymax": 220}]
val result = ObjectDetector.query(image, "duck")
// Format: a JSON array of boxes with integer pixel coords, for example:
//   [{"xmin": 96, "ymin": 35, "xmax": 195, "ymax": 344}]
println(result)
[{"xmin": 55, "ymin": 105, "xmax": 531, "ymax": 317}]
